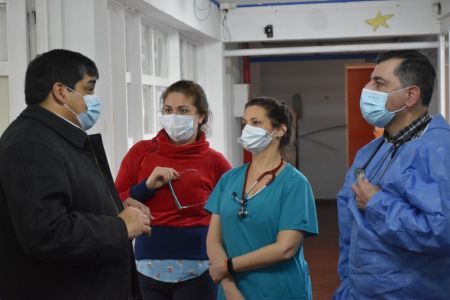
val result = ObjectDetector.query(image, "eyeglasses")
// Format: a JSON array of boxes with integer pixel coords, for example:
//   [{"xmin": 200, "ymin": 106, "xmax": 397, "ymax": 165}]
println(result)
[{"xmin": 167, "ymin": 169, "xmax": 206, "ymax": 210}]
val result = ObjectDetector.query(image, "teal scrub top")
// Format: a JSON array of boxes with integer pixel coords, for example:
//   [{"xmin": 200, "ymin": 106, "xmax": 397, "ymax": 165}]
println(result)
[{"xmin": 205, "ymin": 163, "xmax": 319, "ymax": 300}]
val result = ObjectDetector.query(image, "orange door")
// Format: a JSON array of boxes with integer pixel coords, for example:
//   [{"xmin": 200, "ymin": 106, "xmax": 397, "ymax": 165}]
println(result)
[{"xmin": 346, "ymin": 65, "xmax": 375, "ymax": 166}]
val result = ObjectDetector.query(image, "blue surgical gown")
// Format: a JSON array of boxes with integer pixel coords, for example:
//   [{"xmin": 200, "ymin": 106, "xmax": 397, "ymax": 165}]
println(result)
[
  {"xmin": 335, "ymin": 115, "xmax": 450, "ymax": 300},
  {"xmin": 205, "ymin": 163, "xmax": 318, "ymax": 300}
]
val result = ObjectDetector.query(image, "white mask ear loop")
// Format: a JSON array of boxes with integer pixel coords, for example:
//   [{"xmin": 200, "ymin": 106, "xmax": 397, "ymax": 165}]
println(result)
[
  {"xmin": 387, "ymin": 86, "xmax": 410, "ymax": 113},
  {"xmin": 271, "ymin": 128, "xmax": 285, "ymax": 139},
  {"xmin": 61, "ymin": 85, "xmax": 82, "ymax": 117},
  {"xmin": 268, "ymin": 129, "xmax": 276, "ymax": 137},
  {"xmin": 391, "ymin": 105, "xmax": 407, "ymax": 114},
  {"xmin": 64, "ymin": 103, "xmax": 78, "ymax": 118}
]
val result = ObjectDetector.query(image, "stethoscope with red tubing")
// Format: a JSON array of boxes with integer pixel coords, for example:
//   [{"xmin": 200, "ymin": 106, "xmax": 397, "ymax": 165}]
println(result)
[
  {"xmin": 233, "ymin": 158, "xmax": 284, "ymax": 218},
  {"xmin": 354, "ymin": 119, "xmax": 430, "ymax": 184}
]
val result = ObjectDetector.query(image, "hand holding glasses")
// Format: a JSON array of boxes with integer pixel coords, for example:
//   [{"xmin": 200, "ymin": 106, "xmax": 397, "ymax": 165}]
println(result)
[
  {"xmin": 146, "ymin": 166, "xmax": 180, "ymax": 190},
  {"xmin": 167, "ymin": 169, "xmax": 206, "ymax": 210}
]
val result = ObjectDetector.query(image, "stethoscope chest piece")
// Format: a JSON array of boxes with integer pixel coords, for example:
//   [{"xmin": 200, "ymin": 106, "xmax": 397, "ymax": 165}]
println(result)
[
  {"xmin": 238, "ymin": 207, "xmax": 248, "ymax": 218},
  {"xmin": 354, "ymin": 118, "xmax": 430, "ymax": 182},
  {"xmin": 354, "ymin": 168, "xmax": 365, "ymax": 178},
  {"xmin": 236, "ymin": 158, "xmax": 284, "ymax": 218}
]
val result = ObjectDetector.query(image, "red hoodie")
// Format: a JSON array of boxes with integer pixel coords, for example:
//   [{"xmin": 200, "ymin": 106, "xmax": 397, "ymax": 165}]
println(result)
[{"xmin": 115, "ymin": 130, "xmax": 231, "ymax": 227}]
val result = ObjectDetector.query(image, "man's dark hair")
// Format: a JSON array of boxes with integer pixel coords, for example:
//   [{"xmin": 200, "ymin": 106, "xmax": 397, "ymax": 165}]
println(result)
[
  {"xmin": 376, "ymin": 50, "xmax": 436, "ymax": 107},
  {"xmin": 25, "ymin": 49, "xmax": 99, "ymax": 105}
]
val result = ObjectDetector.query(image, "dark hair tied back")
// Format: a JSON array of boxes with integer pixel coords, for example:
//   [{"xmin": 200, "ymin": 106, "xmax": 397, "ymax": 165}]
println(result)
[
  {"xmin": 162, "ymin": 80, "xmax": 211, "ymax": 127},
  {"xmin": 245, "ymin": 97, "xmax": 293, "ymax": 148}
]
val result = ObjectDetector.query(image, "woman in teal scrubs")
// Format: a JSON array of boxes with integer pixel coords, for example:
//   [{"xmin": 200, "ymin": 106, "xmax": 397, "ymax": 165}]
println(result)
[{"xmin": 205, "ymin": 97, "xmax": 319, "ymax": 300}]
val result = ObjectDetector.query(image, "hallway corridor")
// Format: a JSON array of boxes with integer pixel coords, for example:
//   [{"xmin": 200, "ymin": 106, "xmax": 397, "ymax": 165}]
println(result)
[{"xmin": 304, "ymin": 200, "xmax": 340, "ymax": 300}]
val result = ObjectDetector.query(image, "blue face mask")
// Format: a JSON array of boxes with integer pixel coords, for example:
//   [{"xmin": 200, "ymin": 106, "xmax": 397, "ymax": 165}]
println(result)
[
  {"xmin": 359, "ymin": 87, "xmax": 408, "ymax": 128},
  {"xmin": 237, "ymin": 124, "xmax": 275, "ymax": 154},
  {"xmin": 63, "ymin": 86, "xmax": 101, "ymax": 131}
]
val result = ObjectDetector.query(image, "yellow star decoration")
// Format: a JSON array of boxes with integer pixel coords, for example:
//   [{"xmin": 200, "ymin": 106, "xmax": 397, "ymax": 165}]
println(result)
[{"xmin": 365, "ymin": 11, "xmax": 394, "ymax": 32}]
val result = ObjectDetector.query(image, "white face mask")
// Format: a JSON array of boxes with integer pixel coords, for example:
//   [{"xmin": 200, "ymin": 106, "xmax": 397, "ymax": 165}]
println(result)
[
  {"xmin": 160, "ymin": 114, "xmax": 197, "ymax": 143},
  {"xmin": 237, "ymin": 124, "xmax": 274, "ymax": 154}
]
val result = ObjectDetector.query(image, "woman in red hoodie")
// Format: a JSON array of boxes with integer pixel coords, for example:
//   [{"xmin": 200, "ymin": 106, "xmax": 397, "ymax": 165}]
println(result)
[{"xmin": 115, "ymin": 80, "xmax": 231, "ymax": 300}]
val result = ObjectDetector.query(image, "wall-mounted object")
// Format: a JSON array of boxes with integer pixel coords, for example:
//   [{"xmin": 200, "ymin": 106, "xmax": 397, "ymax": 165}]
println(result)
[{"xmin": 264, "ymin": 24, "xmax": 273, "ymax": 38}]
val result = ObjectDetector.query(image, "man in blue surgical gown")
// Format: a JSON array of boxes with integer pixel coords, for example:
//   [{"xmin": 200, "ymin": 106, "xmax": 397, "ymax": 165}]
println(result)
[{"xmin": 334, "ymin": 50, "xmax": 450, "ymax": 300}]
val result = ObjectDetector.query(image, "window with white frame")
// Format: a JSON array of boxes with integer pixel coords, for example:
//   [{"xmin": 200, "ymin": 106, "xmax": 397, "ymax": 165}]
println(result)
[
  {"xmin": 0, "ymin": 2, "xmax": 7, "ymax": 61},
  {"xmin": 180, "ymin": 38, "xmax": 198, "ymax": 81},
  {"xmin": 124, "ymin": 12, "xmax": 140, "ymax": 146},
  {"xmin": 155, "ymin": 85, "xmax": 166, "ymax": 110},
  {"xmin": 141, "ymin": 24, "xmax": 153, "ymax": 76},
  {"xmin": 25, "ymin": 0, "xmax": 37, "ymax": 61},
  {"xmin": 140, "ymin": 24, "xmax": 170, "ymax": 139},
  {"xmin": 111, "ymin": 2, "xmax": 206, "ymax": 156},
  {"xmin": 142, "ymin": 84, "xmax": 154, "ymax": 135},
  {"xmin": 124, "ymin": 12, "xmax": 171, "ymax": 144},
  {"xmin": 153, "ymin": 29, "xmax": 168, "ymax": 78}
]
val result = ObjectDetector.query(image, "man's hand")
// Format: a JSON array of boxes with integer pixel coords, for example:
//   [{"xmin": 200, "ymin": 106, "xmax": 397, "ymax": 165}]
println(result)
[
  {"xmin": 146, "ymin": 167, "xmax": 179, "ymax": 189},
  {"xmin": 124, "ymin": 197, "xmax": 152, "ymax": 219},
  {"xmin": 351, "ymin": 177, "xmax": 380, "ymax": 210},
  {"xmin": 118, "ymin": 207, "xmax": 151, "ymax": 239},
  {"xmin": 209, "ymin": 259, "xmax": 228, "ymax": 283}
]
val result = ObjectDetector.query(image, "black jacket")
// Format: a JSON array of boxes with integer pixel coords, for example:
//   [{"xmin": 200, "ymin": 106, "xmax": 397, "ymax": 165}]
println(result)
[{"xmin": 0, "ymin": 105, "xmax": 140, "ymax": 300}]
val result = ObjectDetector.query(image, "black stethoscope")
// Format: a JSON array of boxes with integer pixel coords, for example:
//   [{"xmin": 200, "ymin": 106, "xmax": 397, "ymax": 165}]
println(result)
[
  {"xmin": 354, "ymin": 119, "xmax": 430, "ymax": 184},
  {"xmin": 233, "ymin": 158, "xmax": 284, "ymax": 218}
]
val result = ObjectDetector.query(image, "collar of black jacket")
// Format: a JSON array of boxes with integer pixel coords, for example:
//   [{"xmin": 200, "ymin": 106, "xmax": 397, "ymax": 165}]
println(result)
[{"xmin": 20, "ymin": 104, "xmax": 89, "ymax": 149}]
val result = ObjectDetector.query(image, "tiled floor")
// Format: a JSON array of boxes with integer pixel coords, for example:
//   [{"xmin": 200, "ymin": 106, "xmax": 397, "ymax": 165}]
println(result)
[{"xmin": 304, "ymin": 200, "xmax": 340, "ymax": 300}]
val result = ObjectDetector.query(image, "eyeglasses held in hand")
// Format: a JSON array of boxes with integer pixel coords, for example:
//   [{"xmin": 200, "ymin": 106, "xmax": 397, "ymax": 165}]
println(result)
[{"xmin": 167, "ymin": 169, "xmax": 206, "ymax": 210}]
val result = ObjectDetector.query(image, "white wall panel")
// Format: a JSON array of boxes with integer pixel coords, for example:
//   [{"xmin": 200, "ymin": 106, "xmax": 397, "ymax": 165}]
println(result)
[
  {"xmin": 0, "ymin": 76, "xmax": 9, "ymax": 135},
  {"xmin": 136, "ymin": 0, "xmax": 221, "ymax": 41},
  {"xmin": 7, "ymin": 0, "xmax": 27, "ymax": 121},
  {"xmin": 204, "ymin": 41, "xmax": 228, "ymax": 155},
  {"xmin": 47, "ymin": 0, "xmax": 62, "ymax": 49},
  {"xmin": 0, "ymin": 3, "xmax": 7, "ymax": 61},
  {"xmin": 107, "ymin": 1, "xmax": 128, "ymax": 174},
  {"xmin": 225, "ymin": 0, "xmax": 439, "ymax": 43}
]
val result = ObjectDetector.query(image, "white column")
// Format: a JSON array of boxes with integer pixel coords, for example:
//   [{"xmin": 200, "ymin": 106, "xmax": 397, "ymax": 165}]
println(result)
[
  {"xmin": 447, "ymin": 30, "xmax": 450, "ymax": 121},
  {"xmin": 34, "ymin": 0, "xmax": 49, "ymax": 54},
  {"xmin": 61, "ymin": 0, "xmax": 95, "ymax": 58},
  {"xmin": 204, "ymin": 41, "xmax": 228, "ymax": 156},
  {"xmin": 47, "ymin": 0, "xmax": 62, "ymax": 49},
  {"xmin": 108, "ymin": 1, "xmax": 128, "ymax": 175},
  {"xmin": 93, "ymin": 0, "xmax": 116, "ymax": 172},
  {"xmin": 438, "ymin": 33, "xmax": 446, "ymax": 117},
  {"xmin": 7, "ymin": 0, "xmax": 27, "ymax": 120},
  {"xmin": 168, "ymin": 30, "xmax": 181, "ymax": 83},
  {"xmin": 125, "ymin": 12, "xmax": 144, "ymax": 146}
]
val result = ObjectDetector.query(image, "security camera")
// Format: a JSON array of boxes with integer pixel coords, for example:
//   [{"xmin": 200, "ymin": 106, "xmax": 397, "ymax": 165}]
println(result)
[{"xmin": 264, "ymin": 24, "xmax": 273, "ymax": 38}]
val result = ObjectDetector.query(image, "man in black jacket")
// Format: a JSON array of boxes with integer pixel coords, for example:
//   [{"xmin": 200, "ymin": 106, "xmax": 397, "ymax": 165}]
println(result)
[{"xmin": 0, "ymin": 49, "xmax": 151, "ymax": 300}]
